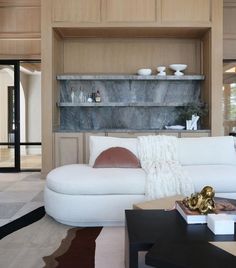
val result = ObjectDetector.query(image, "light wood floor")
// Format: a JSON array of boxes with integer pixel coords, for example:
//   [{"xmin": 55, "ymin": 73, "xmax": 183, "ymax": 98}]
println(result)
[{"xmin": 0, "ymin": 148, "xmax": 41, "ymax": 169}]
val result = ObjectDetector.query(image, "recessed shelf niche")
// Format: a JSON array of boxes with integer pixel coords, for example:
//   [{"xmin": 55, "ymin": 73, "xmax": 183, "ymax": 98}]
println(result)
[{"xmin": 57, "ymin": 74, "xmax": 204, "ymax": 131}]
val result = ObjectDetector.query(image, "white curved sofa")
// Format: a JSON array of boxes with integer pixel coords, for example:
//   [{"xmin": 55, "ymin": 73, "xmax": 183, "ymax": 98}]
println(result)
[{"xmin": 44, "ymin": 136, "xmax": 236, "ymax": 226}]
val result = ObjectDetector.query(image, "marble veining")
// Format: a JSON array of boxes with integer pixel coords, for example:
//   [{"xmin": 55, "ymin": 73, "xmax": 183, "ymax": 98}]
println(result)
[{"xmin": 59, "ymin": 78, "xmax": 202, "ymax": 130}]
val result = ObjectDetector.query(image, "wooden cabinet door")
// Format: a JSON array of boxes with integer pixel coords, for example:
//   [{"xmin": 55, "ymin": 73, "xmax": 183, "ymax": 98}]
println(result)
[
  {"xmin": 55, "ymin": 133, "xmax": 83, "ymax": 167},
  {"xmin": 161, "ymin": 0, "xmax": 211, "ymax": 23},
  {"xmin": 104, "ymin": 0, "xmax": 157, "ymax": 23},
  {"xmin": 180, "ymin": 132, "xmax": 210, "ymax": 138},
  {"xmin": 52, "ymin": 0, "xmax": 101, "ymax": 23},
  {"xmin": 107, "ymin": 132, "xmax": 154, "ymax": 138}
]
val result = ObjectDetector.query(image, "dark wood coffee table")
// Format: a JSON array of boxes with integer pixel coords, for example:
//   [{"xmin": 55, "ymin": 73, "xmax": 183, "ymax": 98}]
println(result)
[{"xmin": 125, "ymin": 210, "xmax": 236, "ymax": 268}]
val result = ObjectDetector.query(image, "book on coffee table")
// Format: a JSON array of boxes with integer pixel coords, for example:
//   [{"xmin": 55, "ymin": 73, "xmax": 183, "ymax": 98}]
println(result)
[{"xmin": 176, "ymin": 198, "xmax": 236, "ymax": 224}]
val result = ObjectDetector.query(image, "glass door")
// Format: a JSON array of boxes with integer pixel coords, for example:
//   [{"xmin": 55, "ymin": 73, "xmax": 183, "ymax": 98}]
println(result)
[
  {"xmin": 0, "ymin": 60, "xmax": 20, "ymax": 172},
  {"xmin": 223, "ymin": 61, "xmax": 236, "ymax": 135}
]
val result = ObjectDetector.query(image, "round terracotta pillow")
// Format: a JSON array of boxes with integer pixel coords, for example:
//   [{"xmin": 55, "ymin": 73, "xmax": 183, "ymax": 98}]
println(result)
[{"xmin": 93, "ymin": 147, "xmax": 141, "ymax": 168}]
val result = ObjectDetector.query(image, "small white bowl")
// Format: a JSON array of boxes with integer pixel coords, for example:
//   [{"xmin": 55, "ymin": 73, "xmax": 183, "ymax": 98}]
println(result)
[
  {"xmin": 137, "ymin": 68, "xmax": 152, "ymax": 76},
  {"xmin": 169, "ymin": 64, "xmax": 187, "ymax": 76},
  {"xmin": 169, "ymin": 64, "xmax": 187, "ymax": 71},
  {"xmin": 165, "ymin": 125, "xmax": 185, "ymax": 130}
]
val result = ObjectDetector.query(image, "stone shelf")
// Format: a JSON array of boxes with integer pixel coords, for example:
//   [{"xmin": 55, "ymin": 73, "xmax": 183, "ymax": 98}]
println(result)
[
  {"xmin": 57, "ymin": 102, "xmax": 190, "ymax": 107},
  {"xmin": 57, "ymin": 74, "xmax": 205, "ymax": 81}
]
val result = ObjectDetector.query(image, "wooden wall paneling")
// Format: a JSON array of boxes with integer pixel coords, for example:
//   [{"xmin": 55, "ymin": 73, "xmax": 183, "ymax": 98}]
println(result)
[
  {"xmin": 103, "ymin": 0, "xmax": 157, "ymax": 23},
  {"xmin": 201, "ymin": 31, "xmax": 211, "ymax": 130},
  {"xmin": 0, "ymin": 39, "xmax": 41, "ymax": 59},
  {"xmin": 52, "ymin": 0, "xmax": 101, "ymax": 23},
  {"xmin": 52, "ymin": 31, "xmax": 64, "ymax": 130},
  {"xmin": 0, "ymin": 6, "xmax": 41, "ymax": 35},
  {"xmin": 84, "ymin": 132, "xmax": 105, "ymax": 164},
  {"xmin": 0, "ymin": 1, "xmax": 40, "ymax": 7},
  {"xmin": 55, "ymin": 27, "xmax": 208, "ymax": 39},
  {"xmin": 161, "ymin": 0, "xmax": 211, "ymax": 23},
  {"xmin": 224, "ymin": 39, "xmax": 236, "ymax": 59},
  {"xmin": 211, "ymin": 0, "xmax": 223, "ymax": 136},
  {"xmin": 0, "ymin": 0, "xmax": 41, "ymax": 58},
  {"xmin": 63, "ymin": 38, "xmax": 201, "ymax": 74},
  {"xmin": 223, "ymin": 0, "xmax": 236, "ymax": 59},
  {"xmin": 42, "ymin": 0, "xmax": 53, "ymax": 176},
  {"xmin": 55, "ymin": 133, "xmax": 83, "ymax": 167},
  {"xmin": 223, "ymin": 1, "xmax": 236, "ymax": 34}
]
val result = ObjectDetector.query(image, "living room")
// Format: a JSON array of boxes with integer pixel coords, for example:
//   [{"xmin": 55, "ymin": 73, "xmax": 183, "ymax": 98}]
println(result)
[{"xmin": 0, "ymin": 0, "xmax": 236, "ymax": 267}]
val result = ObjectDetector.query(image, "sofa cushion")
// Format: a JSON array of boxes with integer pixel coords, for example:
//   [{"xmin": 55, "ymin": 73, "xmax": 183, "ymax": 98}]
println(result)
[
  {"xmin": 89, "ymin": 136, "xmax": 138, "ymax": 166},
  {"xmin": 93, "ymin": 147, "xmax": 141, "ymax": 168},
  {"xmin": 183, "ymin": 165, "xmax": 236, "ymax": 193},
  {"xmin": 46, "ymin": 164, "xmax": 146, "ymax": 195},
  {"xmin": 178, "ymin": 136, "xmax": 236, "ymax": 166}
]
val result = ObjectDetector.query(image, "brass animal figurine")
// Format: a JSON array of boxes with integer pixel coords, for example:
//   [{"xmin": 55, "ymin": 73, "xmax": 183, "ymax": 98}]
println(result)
[{"xmin": 183, "ymin": 186, "xmax": 215, "ymax": 214}]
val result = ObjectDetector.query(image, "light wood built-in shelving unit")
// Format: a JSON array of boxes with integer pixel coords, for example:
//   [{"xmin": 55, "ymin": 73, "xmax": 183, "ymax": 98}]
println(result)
[{"xmin": 42, "ymin": 0, "xmax": 223, "ymax": 175}]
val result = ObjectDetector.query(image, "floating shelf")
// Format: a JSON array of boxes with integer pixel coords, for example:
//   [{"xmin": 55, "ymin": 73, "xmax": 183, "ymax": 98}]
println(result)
[
  {"xmin": 57, "ymin": 74, "xmax": 205, "ymax": 81},
  {"xmin": 57, "ymin": 102, "xmax": 190, "ymax": 107}
]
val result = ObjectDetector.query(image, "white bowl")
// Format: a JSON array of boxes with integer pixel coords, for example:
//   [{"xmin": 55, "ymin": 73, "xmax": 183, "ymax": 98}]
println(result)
[
  {"xmin": 137, "ymin": 68, "xmax": 152, "ymax": 76},
  {"xmin": 165, "ymin": 125, "xmax": 185, "ymax": 130},
  {"xmin": 169, "ymin": 64, "xmax": 187, "ymax": 76}
]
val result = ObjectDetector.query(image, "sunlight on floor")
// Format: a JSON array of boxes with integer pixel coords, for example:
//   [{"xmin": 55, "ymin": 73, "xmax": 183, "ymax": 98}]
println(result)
[{"xmin": 0, "ymin": 148, "xmax": 41, "ymax": 169}]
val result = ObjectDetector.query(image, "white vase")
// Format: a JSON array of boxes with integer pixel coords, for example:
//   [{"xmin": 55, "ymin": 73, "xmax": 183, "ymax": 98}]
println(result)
[{"xmin": 186, "ymin": 120, "xmax": 192, "ymax": 130}]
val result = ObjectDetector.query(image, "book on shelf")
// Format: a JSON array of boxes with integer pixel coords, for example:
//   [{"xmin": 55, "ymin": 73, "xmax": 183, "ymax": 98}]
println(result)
[{"xmin": 176, "ymin": 197, "xmax": 236, "ymax": 224}]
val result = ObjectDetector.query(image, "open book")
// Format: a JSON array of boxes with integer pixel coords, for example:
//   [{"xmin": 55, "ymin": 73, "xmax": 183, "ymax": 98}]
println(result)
[{"xmin": 176, "ymin": 197, "xmax": 236, "ymax": 224}]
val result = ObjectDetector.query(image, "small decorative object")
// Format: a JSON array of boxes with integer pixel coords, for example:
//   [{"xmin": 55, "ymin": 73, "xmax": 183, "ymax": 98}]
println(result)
[
  {"xmin": 169, "ymin": 64, "xmax": 187, "ymax": 76},
  {"xmin": 186, "ymin": 114, "xmax": 199, "ymax": 130},
  {"xmin": 157, "ymin": 66, "xmax": 166, "ymax": 76},
  {"xmin": 78, "ymin": 88, "xmax": 84, "ymax": 103},
  {"xmin": 207, "ymin": 214, "xmax": 234, "ymax": 235},
  {"xmin": 91, "ymin": 92, "xmax": 96, "ymax": 102},
  {"xmin": 87, "ymin": 94, "xmax": 93, "ymax": 103},
  {"xmin": 183, "ymin": 186, "xmax": 215, "ymax": 215},
  {"xmin": 137, "ymin": 68, "xmax": 152, "ymax": 76},
  {"xmin": 95, "ymin": 90, "xmax": 101, "ymax": 102},
  {"xmin": 71, "ymin": 91, "xmax": 75, "ymax": 103},
  {"xmin": 165, "ymin": 125, "xmax": 185, "ymax": 130},
  {"xmin": 178, "ymin": 102, "xmax": 208, "ymax": 130}
]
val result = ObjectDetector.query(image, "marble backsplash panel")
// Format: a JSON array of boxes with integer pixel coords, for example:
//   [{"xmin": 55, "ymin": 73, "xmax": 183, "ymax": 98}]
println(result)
[
  {"xmin": 59, "ymin": 79, "xmax": 201, "ymax": 130},
  {"xmin": 60, "ymin": 107, "xmax": 181, "ymax": 131}
]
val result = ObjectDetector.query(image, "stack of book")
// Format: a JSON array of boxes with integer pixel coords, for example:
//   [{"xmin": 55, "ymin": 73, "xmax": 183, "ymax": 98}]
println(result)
[{"xmin": 176, "ymin": 197, "xmax": 236, "ymax": 224}]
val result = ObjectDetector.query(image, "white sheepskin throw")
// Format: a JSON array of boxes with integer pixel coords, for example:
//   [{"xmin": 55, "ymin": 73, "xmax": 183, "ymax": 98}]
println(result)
[{"xmin": 138, "ymin": 135, "xmax": 194, "ymax": 200}]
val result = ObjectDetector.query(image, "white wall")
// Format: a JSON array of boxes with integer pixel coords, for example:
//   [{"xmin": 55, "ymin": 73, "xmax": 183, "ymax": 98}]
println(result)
[
  {"xmin": 27, "ymin": 74, "xmax": 41, "ymax": 142},
  {"xmin": 26, "ymin": 73, "xmax": 41, "ymax": 154},
  {"xmin": 0, "ymin": 69, "xmax": 13, "ymax": 142},
  {"xmin": 20, "ymin": 71, "xmax": 27, "ymax": 144}
]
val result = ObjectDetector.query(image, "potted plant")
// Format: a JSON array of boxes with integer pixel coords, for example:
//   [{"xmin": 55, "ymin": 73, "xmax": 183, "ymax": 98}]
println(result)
[{"xmin": 178, "ymin": 102, "xmax": 208, "ymax": 130}]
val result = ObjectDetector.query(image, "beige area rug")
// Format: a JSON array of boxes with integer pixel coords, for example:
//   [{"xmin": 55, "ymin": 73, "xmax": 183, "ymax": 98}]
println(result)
[
  {"xmin": 0, "ymin": 212, "xmax": 144, "ymax": 268},
  {"xmin": 1, "ymin": 208, "xmax": 236, "ymax": 268}
]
